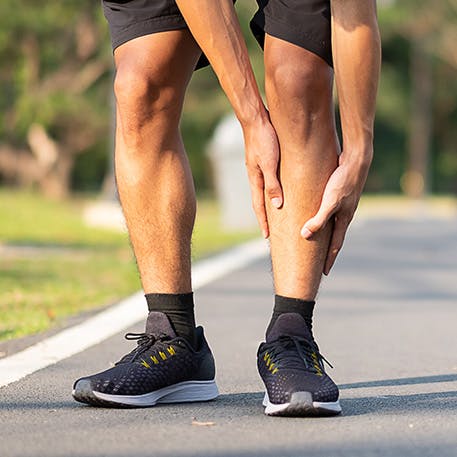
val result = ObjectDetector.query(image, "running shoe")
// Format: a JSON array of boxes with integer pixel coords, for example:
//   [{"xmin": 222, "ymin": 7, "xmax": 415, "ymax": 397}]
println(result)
[
  {"xmin": 72, "ymin": 312, "xmax": 218, "ymax": 407},
  {"xmin": 257, "ymin": 312, "xmax": 341, "ymax": 416}
]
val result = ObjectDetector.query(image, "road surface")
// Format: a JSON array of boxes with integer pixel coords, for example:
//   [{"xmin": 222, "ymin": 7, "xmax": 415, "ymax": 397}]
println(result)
[{"xmin": 1, "ymin": 216, "xmax": 457, "ymax": 457}]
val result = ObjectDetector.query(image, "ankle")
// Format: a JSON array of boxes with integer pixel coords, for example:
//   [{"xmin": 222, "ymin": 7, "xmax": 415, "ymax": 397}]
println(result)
[
  {"xmin": 267, "ymin": 294, "xmax": 315, "ymax": 337},
  {"xmin": 145, "ymin": 292, "xmax": 197, "ymax": 348}
]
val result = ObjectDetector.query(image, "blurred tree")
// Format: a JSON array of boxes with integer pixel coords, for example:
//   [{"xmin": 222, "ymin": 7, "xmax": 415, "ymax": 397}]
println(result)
[
  {"xmin": 380, "ymin": 0, "xmax": 457, "ymax": 197},
  {"xmin": 0, "ymin": 1, "xmax": 111, "ymax": 198},
  {"xmin": 0, "ymin": 1, "xmax": 455, "ymax": 197}
]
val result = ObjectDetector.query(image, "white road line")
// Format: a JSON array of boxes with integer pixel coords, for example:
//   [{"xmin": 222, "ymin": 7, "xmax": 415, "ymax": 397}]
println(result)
[{"xmin": 0, "ymin": 238, "xmax": 268, "ymax": 388}]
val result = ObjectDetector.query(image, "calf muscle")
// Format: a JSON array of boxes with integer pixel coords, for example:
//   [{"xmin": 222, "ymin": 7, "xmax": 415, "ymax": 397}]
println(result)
[
  {"xmin": 265, "ymin": 35, "xmax": 339, "ymax": 300},
  {"xmin": 113, "ymin": 31, "xmax": 201, "ymax": 294}
]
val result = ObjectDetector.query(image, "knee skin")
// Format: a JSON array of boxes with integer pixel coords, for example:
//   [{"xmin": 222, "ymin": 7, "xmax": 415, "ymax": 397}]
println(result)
[
  {"xmin": 265, "ymin": 48, "xmax": 336, "ymax": 154},
  {"xmin": 114, "ymin": 62, "xmax": 186, "ymax": 153}
]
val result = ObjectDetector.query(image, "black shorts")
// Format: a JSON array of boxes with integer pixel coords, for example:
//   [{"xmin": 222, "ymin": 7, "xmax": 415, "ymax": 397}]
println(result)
[
  {"xmin": 102, "ymin": 0, "xmax": 332, "ymax": 70},
  {"xmin": 101, "ymin": 0, "xmax": 210, "ymax": 69},
  {"xmin": 250, "ymin": 0, "xmax": 332, "ymax": 67}
]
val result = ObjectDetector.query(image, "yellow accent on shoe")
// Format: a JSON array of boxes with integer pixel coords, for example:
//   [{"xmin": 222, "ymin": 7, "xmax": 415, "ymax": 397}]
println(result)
[
  {"xmin": 159, "ymin": 351, "xmax": 167, "ymax": 360},
  {"xmin": 167, "ymin": 347, "xmax": 176, "ymax": 355},
  {"xmin": 272, "ymin": 368, "xmax": 278, "ymax": 374},
  {"xmin": 140, "ymin": 359, "xmax": 150, "ymax": 369},
  {"xmin": 311, "ymin": 352, "xmax": 323, "ymax": 376},
  {"xmin": 151, "ymin": 356, "xmax": 159, "ymax": 364}
]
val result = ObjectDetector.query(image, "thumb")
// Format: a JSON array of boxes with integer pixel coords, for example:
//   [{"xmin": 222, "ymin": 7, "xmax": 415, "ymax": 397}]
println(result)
[{"xmin": 301, "ymin": 206, "xmax": 334, "ymax": 239}]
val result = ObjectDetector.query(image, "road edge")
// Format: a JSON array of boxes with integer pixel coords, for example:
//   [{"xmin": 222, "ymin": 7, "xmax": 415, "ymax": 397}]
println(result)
[{"xmin": 0, "ymin": 238, "xmax": 268, "ymax": 388}]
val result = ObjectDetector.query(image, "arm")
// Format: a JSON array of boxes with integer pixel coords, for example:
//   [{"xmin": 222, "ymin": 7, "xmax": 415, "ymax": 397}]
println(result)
[
  {"xmin": 301, "ymin": 0, "xmax": 381, "ymax": 274},
  {"xmin": 175, "ymin": 0, "xmax": 283, "ymax": 237}
]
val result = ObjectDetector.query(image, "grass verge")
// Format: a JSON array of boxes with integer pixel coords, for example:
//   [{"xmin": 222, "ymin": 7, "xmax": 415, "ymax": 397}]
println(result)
[{"xmin": 0, "ymin": 189, "xmax": 257, "ymax": 342}]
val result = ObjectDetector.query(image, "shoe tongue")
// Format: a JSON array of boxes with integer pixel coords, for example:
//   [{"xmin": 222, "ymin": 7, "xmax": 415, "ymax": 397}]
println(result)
[
  {"xmin": 145, "ymin": 312, "xmax": 176, "ymax": 337},
  {"xmin": 266, "ymin": 313, "xmax": 312, "ymax": 343}
]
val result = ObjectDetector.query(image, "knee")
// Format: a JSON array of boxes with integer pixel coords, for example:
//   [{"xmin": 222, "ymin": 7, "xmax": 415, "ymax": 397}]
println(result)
[
  {"xmin": 114, "ymin": 63, "xmax": 183, "ymax": 136},
  {"xmin": 266, "ymin": 56, "xmax": 333, "ymax": 115}
]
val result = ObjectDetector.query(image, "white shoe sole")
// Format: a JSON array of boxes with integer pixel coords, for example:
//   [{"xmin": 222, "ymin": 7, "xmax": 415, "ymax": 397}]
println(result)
[
  {"xmin": 263, "ymin": 391, "xmax": 342, "ymax": 416},
  {"xmin": 73, "ymin": 379, "xmax": 218, "ymax": 407}
]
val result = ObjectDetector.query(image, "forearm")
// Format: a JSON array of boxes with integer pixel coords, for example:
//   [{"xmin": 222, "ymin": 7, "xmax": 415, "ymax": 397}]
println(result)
[
  {"xmin": 175, "ymin": 0, "xmax": 267, "ymax": 127},
  {"xmin": 331, "ymin": 0, "xmax": 381, "ymax": 167}
]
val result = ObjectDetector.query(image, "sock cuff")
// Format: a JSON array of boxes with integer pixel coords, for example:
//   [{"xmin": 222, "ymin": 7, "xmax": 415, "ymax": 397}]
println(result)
[
  {"xmin": 145, "ymin": 292, "xmax": 194, "ymax": 312},
  {"xmin": 274, "ymin": 294, "xmax": 315, "ymax": 317}
]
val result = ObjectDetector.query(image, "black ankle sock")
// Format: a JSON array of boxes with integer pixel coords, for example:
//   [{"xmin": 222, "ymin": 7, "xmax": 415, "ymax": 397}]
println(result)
[
  {"xmin": 267, "ymin": 294, "xmax": 315, "ymax": 336},
  {"xmin": 145, "ymin": 292, "xmax": 196, "ymax": 348}
]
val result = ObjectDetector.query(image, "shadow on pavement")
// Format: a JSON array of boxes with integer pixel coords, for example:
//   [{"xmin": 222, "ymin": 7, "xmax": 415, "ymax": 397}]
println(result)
[
  {"xmin": 61, "ymin": 443, "xmax": 456, "ymax": 457},
  {"xmin": 3, "ymin": 375, "xmax": 456, "ymax": 419},
  {"xmin": 341, "ymin": 390, "xmax": 457, "ymax": 417},
  {"xmin": 0, "ymin": 400, "xmax": 76, "ymax": 411},
  {"xmin": 339, "ymin": 373, "xmax": 457, "ymax": 417},
  {"xmin": 0, "ymin": 392, "xmax": 265, "ymax": 414},
  {"xmin": 340, "ymin": 373, "xmax": 457, "ymax": 389}
]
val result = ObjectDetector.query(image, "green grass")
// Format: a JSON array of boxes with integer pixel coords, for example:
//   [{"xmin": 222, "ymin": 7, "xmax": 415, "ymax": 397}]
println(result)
[
  {"xmin": 0, "ymin": 190, "xmax": 127, "ymax": 247},
  {"xmin": 0, "ymin": 189, "xmax": 257, "ymax": 342}
]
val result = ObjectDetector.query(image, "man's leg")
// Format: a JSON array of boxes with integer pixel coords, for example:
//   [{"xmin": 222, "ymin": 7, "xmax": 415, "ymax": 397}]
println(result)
[
  {"xmin": 265, "ymin": 35, "xmax": 338, "ymax": 304},
  {"xmin": 256, "ymin": 35, "xmax": 341, "ymax": 416},
  {"xmin": 72, "ymin": 31, "xmax": 218, "ymax": 407},
  {"xmin": 114, "ymin": 31, "xmax": 201, "ymax": 345},
  {"xmin": 114, "ymin": 31, "xmax": 198, "ymax": 294}
]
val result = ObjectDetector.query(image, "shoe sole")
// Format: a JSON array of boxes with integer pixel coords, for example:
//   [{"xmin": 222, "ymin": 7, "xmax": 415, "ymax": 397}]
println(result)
[
  {"xmin": 72, "ymin": 379, "xmax": 219, "ymax": 408},
  {"xmin": 263, "ymin": 391, "xmax": 341, "ymax": 417}
]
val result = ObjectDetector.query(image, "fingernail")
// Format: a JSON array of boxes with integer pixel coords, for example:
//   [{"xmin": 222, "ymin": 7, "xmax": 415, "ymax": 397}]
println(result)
[
  {"xmin": 262, "ymin": 229, "xmax": 268, "ymax": 239},
  {"xmin": 301, "ymin": 227, "xmax": 313, "ymax": 238},
  {"xmin": 271, "ymin": 197, "xmax": 282, "ymax": 208}
]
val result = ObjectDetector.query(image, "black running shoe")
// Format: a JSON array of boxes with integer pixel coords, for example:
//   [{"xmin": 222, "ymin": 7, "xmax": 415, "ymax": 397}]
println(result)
[
  {"xmin": 72, "ymin": 312, "xmax": 218, "ymax": 407},
  {"xmin": 257, "ymin": 313, "xmax": 341, "ymax": 416}
]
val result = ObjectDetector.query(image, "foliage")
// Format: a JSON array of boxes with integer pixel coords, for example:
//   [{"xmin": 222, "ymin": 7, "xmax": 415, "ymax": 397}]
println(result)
[
  {"xmin": 0, "ymin": 1, "xmax": 112, "ymax": 197},
  {"xmin": 0, "ymin": 190, "xmax": 257, "ymax": 341},
  {"xmin": 375, "ymin": 1, "xmax": 457, "ymax": 194},
  {"xmin": 0, "ymin": 1, "xmax": 456, "ymax": 195}
]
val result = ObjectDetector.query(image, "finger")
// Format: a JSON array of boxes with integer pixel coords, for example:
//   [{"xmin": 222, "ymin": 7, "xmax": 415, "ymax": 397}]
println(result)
[
  {"xmin": 263, "ymin": 163, "xmax": 283, "ymax": 209},
  {"xmin": 248, "ymin": 171, "xmax": 269, "ymax": 238},
  {"xmin": 301, "ymin": 199, "xmax": 338, "ymax": 239},
  {"xmin": 323, "ymin": 217, "xmax": 349, "ymax": 275}
]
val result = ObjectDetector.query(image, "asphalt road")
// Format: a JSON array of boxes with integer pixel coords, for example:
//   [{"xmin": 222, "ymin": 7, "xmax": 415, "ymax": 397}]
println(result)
[{"xmin": 1, "ymin": 216, "xmax": 457, "ymax": 457}]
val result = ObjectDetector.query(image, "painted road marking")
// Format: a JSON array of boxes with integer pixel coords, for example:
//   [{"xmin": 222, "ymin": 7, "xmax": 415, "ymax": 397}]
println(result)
[{"xmin": 0, "ymin": 238, "xmax": 268, "ymax": 388}]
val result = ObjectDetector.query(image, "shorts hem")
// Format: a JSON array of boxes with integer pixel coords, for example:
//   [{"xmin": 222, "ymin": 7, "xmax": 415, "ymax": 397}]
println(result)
[
  {"xmin": 108, "ymin": 15, "xmax": 209, "ymax": 70},
  {"xmin": 250, "ymin": 12, "xmax": 333, "ymax": 67},
  {"xmin": 110, "ymin": 14, "xmax": 187, "ymax": 51}
]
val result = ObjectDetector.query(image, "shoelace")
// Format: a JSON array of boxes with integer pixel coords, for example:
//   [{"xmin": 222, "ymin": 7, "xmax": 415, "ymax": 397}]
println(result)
[
  {"xmin": 116, "ymin": 332, "xmax": 173, "ymax": 365},
  {"xmin": 263, "ymin": 335, "xmax": 333, "ymax": 374}
]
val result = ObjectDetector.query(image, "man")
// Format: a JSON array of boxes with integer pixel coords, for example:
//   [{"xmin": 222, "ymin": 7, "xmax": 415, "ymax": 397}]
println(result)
[{"xmin": 73, "ymin": 0, "xmax": 380, "ymax": 416}]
